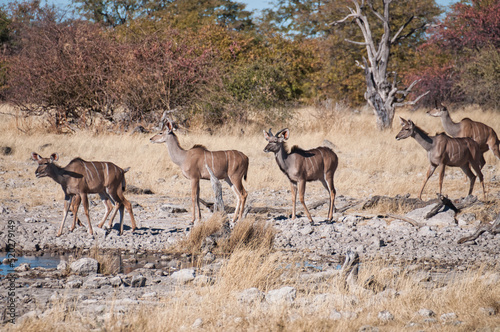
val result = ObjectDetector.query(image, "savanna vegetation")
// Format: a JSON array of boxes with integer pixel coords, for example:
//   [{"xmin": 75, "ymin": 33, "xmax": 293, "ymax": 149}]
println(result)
[
  {"xmin": 0, "ymin": 0, "xmax": 498, "ymax": 132},
  {"xmin": 1, "ymin": 0, "xmax": 499, "ymax": 330}
]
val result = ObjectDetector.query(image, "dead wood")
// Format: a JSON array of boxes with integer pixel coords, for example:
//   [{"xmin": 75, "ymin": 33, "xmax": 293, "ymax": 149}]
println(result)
[
  {"xmin": 362, "ymin": 195, "xmax": 438, "ymax": 212},
  {"xmin": 458, "ymin": 213, "xmax": 500, "ymax": 244},
  {"xmin": 386, "ymin": 213, "xmax": 423, "ymax": 228},
  {"xmin": 425, "ymin": 194, "xmax": 460, "ymax": 220}
]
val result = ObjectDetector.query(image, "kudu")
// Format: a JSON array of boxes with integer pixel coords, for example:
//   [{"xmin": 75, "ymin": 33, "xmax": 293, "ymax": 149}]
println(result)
[
  {"xmin": 427, "ymin": 103, "xmax": 500, "ymax": 167},
  {"xmin": 150, "ymin": 119, "xmax": 249, "ymax": 223},
  {"xmin": 31, "ymin": 153, "xmax": 137, "ymax": 236},
  {"xmin": 395, "ymin": 117, "xmax": 486, "ymax": 200},
  {"xmin": 263, "ymin": 128, "xmax": 338, "ymax": 223}
]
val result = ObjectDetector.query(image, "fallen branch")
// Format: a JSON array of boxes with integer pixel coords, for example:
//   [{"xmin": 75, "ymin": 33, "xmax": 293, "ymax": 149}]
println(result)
[
  {"xmin": 425, "ymin": 194, "xmax": 459, "ymax": 220},
  {"xmin": 458, "ymin": 213, "xmax": 500, "ymax": 244},
  {"xmin": 387, "ymin": 213, "xmax": 423, "ymax": 228}
]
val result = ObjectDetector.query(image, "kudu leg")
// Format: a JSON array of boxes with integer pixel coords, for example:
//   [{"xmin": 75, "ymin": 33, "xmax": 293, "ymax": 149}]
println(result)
[
  {"xmin": 298, "ymin": 180, "xmax": 313, "ymax": 223},
  {"xmin": 419, "ymin": 165, "xmax": 437, "ymax": 200},
  {"xmin": 290, "ymin": 182, "xmax": 298, "ymax": 220},
  {"xmin": 464, "ymin": 162, "xmax": 486, "ymax": 200},
  {"xmin": 321, "ymin": 176, "xmax": 336, "ymax": 221},
  {"xmin": 81, "ymin": 194, "xmax": 94, "ymax": 236},
  {"xmin": 487, "ymin": 137, "xmax": 500, "ymax": 160},
  {"xmin": 438, "ymin": 164, "xmax": 446, "ymax": 197},
  {"xmin": 57, "ymin": 195, "xmax": 74, "ymax": 237},
  {"xmin": 69, "ymin": 194, "xmax": 82, "ymax": 232},
  {"xmin": 191, "ymin": 179, "xmax": 201, "ymax": 224},
  {"xmin": 117, "ymin": 188, "xmax": 136, "ymax": 233},
  {"xmin": 227, "ymin": 177, "xmax": 248, "ymax": 222},
  {"xmin": 97, "ymin": 193, "xmax": 114, "ymax": 229}
]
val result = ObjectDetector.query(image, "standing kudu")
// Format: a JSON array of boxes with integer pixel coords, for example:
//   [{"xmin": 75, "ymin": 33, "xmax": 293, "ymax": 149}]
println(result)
[
  {"xmin": 150, "ymin": 119, "xmax": 249, "ymax": 223},
  {"xmin": 263, "ymin": 128, "xmax": 338, "ymax": 223},
  {"xmin": 31, "ymin": 153, "xmax": 137, "ymax": 236},
  {"xmin": 395, "ymin": 118, "xmax": 486, "ymax": 200},
  {"xmin": 427, "ymin": 103, "xmax": 500, "ymax": 167}
]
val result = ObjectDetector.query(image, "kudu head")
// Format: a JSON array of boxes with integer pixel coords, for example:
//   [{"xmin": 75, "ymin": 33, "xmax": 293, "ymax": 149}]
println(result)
[
  {"xmin": 395, "ymin": 117, "xmax": 416, "ymax": 140},
  {"xmin": 427, "ymin": 101, "xmax": 448, "ymax": 117},
  {"xmin": 150, "ymin": 112, "xmax": 175, "ymax": 144},
  {"xmin": 31, "ymin": 152, "xmax": 59, "ymax": 178},
  {"xmin": 263, "ymin": 128, "xmax": 289, "ymax": 153}
]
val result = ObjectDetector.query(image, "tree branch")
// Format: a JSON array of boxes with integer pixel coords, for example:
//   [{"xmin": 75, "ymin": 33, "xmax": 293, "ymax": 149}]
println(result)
[{"xmin": 391, "ymin": 16, "xmax": 415, "ymax": 44}]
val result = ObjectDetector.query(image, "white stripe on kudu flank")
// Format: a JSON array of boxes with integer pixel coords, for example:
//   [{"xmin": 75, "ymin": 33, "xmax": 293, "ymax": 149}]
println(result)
[
  {"xmin": 83, "ymin": 163, "xmax": 94, "ymax": 181},
  {"xmin": 91, "ymin": 162, "xmax": 101, "ymax": 181}
]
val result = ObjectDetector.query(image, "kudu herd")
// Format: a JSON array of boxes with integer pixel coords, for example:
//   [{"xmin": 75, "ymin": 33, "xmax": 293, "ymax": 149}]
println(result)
[
  {"xmin": 31, "ymin": 104, "xmax": 498, "ymax": 236},
  {"xmin": 396, "ymin": 117, "xmax": 486, "ymax": 200}
]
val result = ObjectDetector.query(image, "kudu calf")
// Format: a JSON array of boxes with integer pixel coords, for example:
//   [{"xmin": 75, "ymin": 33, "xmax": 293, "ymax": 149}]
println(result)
[
  {"xmin": 150, "ymin": 119, "xmax": 249, "ymax": 223},
  {"xmin": 263, "ymin": 128, "xmax": 338, "ymax": 223},
  {"xmin": 31, "ymin": 153, "xmax": 137, "ymax": 236},
  {"xmin": 395, "ymin": 118, "xmax": 486, "ymax": 200},
  {"xmin": 427, "ymin": 103, "xmax": 500, "ymax": 167}
]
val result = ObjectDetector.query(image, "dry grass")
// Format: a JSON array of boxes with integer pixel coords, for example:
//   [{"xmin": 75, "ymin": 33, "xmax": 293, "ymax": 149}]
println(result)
[
  {"xmin": 2, "ymin": 103, "xmax": 499, "ymax": 208},
  {"xmin": 6, "ymin": 254, "xmax": 499, "ymax": 331}
]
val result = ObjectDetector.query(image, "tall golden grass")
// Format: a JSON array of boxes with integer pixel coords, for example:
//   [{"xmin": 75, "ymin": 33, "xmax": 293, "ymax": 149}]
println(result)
[{"xmin": 2, "ymin": 103, "xmax": 499, "ymax": 209}]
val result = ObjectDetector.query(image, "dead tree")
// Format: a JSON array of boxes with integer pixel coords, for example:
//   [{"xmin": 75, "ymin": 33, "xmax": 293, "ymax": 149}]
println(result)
[{"xmin": 332, "ymin": 0, "xmax": 429, "ymax": 130}]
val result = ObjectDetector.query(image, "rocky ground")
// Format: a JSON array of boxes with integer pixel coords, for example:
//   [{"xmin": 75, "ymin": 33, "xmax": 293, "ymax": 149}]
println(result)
[{"xmin": 1, "ymin": 175, "xmax": 500, "ymax": 329}]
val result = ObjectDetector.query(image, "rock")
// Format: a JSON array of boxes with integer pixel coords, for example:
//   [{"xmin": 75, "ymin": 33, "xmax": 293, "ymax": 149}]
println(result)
[
  {"xmin": 66, "ymin": 279, "xmax": 83, "ymax": 289},
  {"xmin": 265, "ymin": 286, "xmax": 296, "ymax": 304},
  {"xmin": 131, "ymin": 275, "xmax": 146, "ymax": 287},
  {"xmin": 159, "ymin": 204, "xmax": 187, "ymax": 213},
  {"xmin": 440, "ymin": 312, "xmax": 457, "ymax": 322},
  {"xmin": 70, "ymin": 258, "xmax": 99, "ymax": 275},
  {"xmin": 193, "ymin": 275, "xmax": 214, "ymax": 287},
  {"xmin": 110, "ymin": 276, "xmax": 123, "ymax": 287},
  {"xmin": 143, "ymin": 263, "xmax": 155, "ymax": 269},
  {"xmin": 141, "ymin": 292, "xmax": 157, "ymax": 299},
  {"xmin": 418, "ymin": 308, "xmax": 435, "ymax": 317},
  {"xmin": 57, "ymin": 261, "xmax": 68, "ymax": 271},
  {"xmin": 171, "ymin": 269, "xmax": 196, "ymax": 284},
  {"xmin": 478, "ymin": 307, "xmax": 497, "ymax": 316},
  {"xmin": 378, "ymin": 310, "xmax": 394, "ymax": 321},
  {"xmin": 192, "ymin": 318, "xmax": 203, "ymax": 328},
  {"xmin": 417, "ymin": 226, "xmax": 437, "ymax": 237},
  {"xmin": 329, "ymin": 310, "xmax": 342, "ymax": 320},
  {"xmin": 14, "ymin": 263, "xmax": 30, "ymax": 272},
  {"xmin": 359, "ymin": 326, "xmax": 379, "ymax": 332},
  {"xmin": 238, "ymin": 288, "xmax": 265, "ymax": 305},
  {"xmin": 406, "ymin": 204, "xmax": 455, "ymax": 226}
]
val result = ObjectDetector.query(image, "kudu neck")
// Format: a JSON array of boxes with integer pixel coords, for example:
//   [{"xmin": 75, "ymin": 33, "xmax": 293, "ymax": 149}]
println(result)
[
  {"xmin": 275, "ymin": 142, "xmax": 292, "ymax": 168},
  {"xmin": 47, "ymin": 163, "xmax": 69, "ymax": 185},
  {"xmin": 164, "ymin": 133, "xmax": 187, "ymax": 166},
  {"xmin": 412, "ymin": 126, "xmax": 434, "ymax": 151},
  {"xmin": 440, "ymin": 111, "xmax": 462, "ymax": 137}
]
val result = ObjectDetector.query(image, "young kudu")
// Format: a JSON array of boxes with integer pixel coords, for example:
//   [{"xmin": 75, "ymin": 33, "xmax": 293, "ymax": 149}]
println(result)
[
  {"xmin": 263, "ymin": 128, "xmax": 338, "ymax": 223},
  {"xmin": 150, "ymin": 119, "xmax": 249, "ymax": 223},
  {"xmin": 395, "ymin": 118, "xmax": 486, "ymax": 200},
  {"xmin": 427, "ymin": 103, "xmax": 500, "ymax": 167},
  {"xmin": 31, "ymin": 153, "xmax": 137, "ymax": 236}
]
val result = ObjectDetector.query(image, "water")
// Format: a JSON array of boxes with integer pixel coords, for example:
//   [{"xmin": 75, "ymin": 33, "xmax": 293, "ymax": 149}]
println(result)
[{"xmin": 0, "ymin": 254, "xmax": 61, "ymax": 275}]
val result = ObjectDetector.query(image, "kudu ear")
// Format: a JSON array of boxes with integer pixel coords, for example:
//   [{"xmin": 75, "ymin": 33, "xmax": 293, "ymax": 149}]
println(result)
[
  {"xmin": 399, "ymin": 117, "xmax": 407, "ymax": 126},
  {"xmin": 263, "ymin": 130, "xmax": 270, "ymax": 141},
  {"xmin": 31, "ymin": 152, "xmax": 41, "ymax": 161},
  {"xmin": 50, "ymin": 153, "xmax": 59, "ymax": 162},
  {"xmin": 276, "ymin": 128, "xmax": 290, "ymax": 140},
  {"xmin": 166, "ymin": 120, "xmax": 174, "ymax": 132}
]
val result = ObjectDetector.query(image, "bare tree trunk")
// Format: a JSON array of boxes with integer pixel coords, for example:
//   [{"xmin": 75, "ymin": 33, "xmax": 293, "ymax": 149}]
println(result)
[{"xmin": 333, "ymin": 0, "xmax": 429, "ymax": 130}]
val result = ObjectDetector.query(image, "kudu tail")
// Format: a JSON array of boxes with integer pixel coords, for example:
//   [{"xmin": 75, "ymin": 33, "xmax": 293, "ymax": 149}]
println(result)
[{"xmin": 122, "ymin": 167, "xmax": 130, "ymax": 191}]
